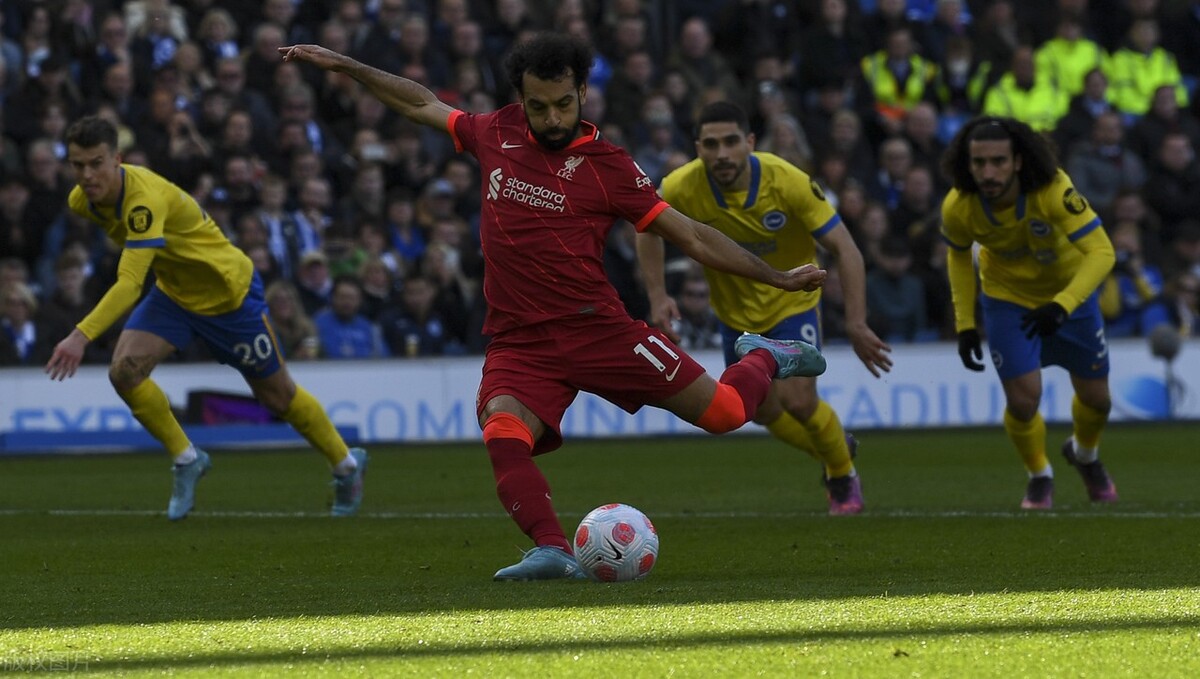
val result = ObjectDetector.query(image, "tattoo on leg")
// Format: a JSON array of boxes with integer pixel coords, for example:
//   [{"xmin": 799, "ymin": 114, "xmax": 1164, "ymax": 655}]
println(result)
[{"xmin": 118, "ymin": 355, "xmax": 157, "ymax": 381}]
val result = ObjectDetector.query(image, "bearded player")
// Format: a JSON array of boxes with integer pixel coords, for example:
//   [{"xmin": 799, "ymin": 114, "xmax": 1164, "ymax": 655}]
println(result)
[{"xmin": 283, "ymin": 34, "xmax": 830, "ymax": 580}]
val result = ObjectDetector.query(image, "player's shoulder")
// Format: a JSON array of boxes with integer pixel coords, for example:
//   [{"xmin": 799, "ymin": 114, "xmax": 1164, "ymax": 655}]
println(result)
[
  {"xmin": 1036, "ymin": 168, "xmax": 1075, "ymax": 195},
  {"xmin": 576, "ymin": 122, "xmax": 629, "ymax": 157},
  {"xmin": 458, "ymin": 104, "xmax": 516, "ymax": 138},
  {"xmin": 583, "ymin": 134, "xmax": 627, "ymax": 158},
  {"xmin": 941, "ymin": 186, "xmax": 973, "ymax": 212},
  {"xmin": 478, "ymin": 103, "xmax": 519, "ymax": 126},
  {"xmin": 122, "ymin": 163, "xmax": 172, "ymax": 190},
  {"xmin": 661, "ymin": 157, "xmax": 706, "ymax": 187},
  {"xmin": 1033, "ymin": 168, "xmax": 1094, "ymax": 218},
  {"xmin": 660, "ymin": 157, "xmax": 707, "ymax": 199},
  {"xmin": 67, "ymin": 185, "xmax": 88, "ymax": 213},
  {"xmin": 755, "ymin": 152, "xmax": 827, "ymax": 202},
  {"xmin": 755, "ymin": 152, "xmax": 808, "ymax": 179}
]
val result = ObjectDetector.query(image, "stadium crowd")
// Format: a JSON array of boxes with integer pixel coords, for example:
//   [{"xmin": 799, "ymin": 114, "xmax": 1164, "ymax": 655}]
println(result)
[{"xmin": 3, "ymin": 0, "xmax": 1200, "ymax": 367}]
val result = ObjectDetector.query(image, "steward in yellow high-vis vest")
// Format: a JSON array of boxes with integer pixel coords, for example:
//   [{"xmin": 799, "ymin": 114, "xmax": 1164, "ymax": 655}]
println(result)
[
  {"xmin": 1106, "ymin": 19, "xmax": 1188, "ymax": 116},
  {"xmin": 861, "ymin": 26, "xmax": 938, "ymax": 122},
  {"xmin": 1035, "ymin": 17, "xmax": 1106, "ymax": 99},
  {"xmin": 982, "ymin": 47, "xmax": 1067, "ymax": 132}
]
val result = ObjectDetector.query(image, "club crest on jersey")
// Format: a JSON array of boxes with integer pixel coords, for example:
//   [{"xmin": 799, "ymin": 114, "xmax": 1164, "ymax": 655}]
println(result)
[
  {"xmin": 557, "ymin": 155, "xmax": 585, "ymax": 180},
  {"xmin": 809, "ymin": 179, "xmax": 826, "ymax": 201},
  {"xmin": 127, "ymin": 206, "xmax": 153, "ymax": 233},
  {"xmin": 1063, "ymin": 188, "xmax": 1088, "ymax": 215},
  {"xmin": 1029, "ymin": 220, "xmax": 1051, "ymax": 237},
  {"xmin": 761, "ymin": 210, "xmax": 787, "ymax": 231}
]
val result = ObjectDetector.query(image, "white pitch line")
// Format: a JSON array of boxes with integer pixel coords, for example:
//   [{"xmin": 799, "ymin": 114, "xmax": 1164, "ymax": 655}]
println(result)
[{"xmin": 0, "ymin": 508, "xmax": 1197, "ymax": 519}]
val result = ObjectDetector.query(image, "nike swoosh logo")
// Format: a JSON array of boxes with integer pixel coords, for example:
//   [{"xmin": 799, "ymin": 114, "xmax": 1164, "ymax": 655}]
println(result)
[
  {"xmin": 605, "ymin": 539, "xmax": 623, "ymax": 560},
  {"xmin": 501, "ymin": 141, "xmax": 522, "ymax": 149},
  {"xmin": 664, "ymin": 362, "xmax": 681, "ymax": 382}
]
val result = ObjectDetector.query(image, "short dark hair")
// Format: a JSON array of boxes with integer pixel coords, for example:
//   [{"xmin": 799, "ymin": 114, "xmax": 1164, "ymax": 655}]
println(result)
[
  {"xmin": 940, "ymin": 116, "xmax": 1060, "ymax": 193},
  {"xmin": 65, "ymin": 115, "xmax": 119, "ymax": 150},
  {"xmin": 694, "ymin": 101, "xmax": 750, "ymax": 139},
  {"xmin": 504, "ymin": 33, "xmax": 592, "ymax": 94},
  {"xmin": 332, "ymin": 273, "xmax": 362, "ymax": 293}
]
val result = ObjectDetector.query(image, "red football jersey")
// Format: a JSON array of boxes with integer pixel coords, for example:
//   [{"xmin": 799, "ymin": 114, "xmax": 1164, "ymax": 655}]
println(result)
[{"xmin": 448, "ymin": 105, "xmax": 669, "ymax": 334}]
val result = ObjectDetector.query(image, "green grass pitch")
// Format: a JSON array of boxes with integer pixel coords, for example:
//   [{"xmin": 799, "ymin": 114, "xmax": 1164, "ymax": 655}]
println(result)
[{"xmin": 1, "ymin": 423, "xmax": 1198, "ymax": 677}]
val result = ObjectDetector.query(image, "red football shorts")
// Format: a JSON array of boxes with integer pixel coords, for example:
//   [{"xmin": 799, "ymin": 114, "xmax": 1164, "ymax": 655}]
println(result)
[{"xmin": 477, "ymin": 314, "xmax": 707, "ymax": 454}]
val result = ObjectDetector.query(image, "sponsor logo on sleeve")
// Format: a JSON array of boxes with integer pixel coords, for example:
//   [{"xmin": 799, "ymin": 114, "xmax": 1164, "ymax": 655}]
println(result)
[
  {"xmin": 810, "ymin": 179, "xmax": 826, "ymax": 201},
  {"xmin": 633, "ymin": 160, "xmax": 654, "ymax": 189},
  {"xmin": 1063, "ymin": 188, "xmax": 1088, "ymax": 215},
  {"xmin": 127, "ymin": 206, "xmax": 153, "ymax": 233}
]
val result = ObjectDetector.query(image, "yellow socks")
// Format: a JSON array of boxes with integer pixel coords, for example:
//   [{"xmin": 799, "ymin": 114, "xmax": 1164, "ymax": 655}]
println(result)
[
  {"xmin": 765, "ymin": 411, "xmax": 818, "ymax": 459},
  {"xmin": 1004, "ymin": 409, "xmax": 1050, "ymax": 476},
  {"xmin": 803, "ymin": 401, "xmax": 855, "ymax": 478},
  {"xmin": 123, "ymin": 379, "xmax": 350, "ymax": 468},
  {"xmin": 282, "ymin": 385, "xmax": 350, "ymax": 466},
  {"xmin": 767, "ymin": 402, "xmax": 855, "ymax": 478},
  {"xmin": 122, "ymin": 379, "xmax": 190, "ymax": 458},
  {"xmin": 1071, "ymin": 396, "xmax": 1107, "ymax": 463}
]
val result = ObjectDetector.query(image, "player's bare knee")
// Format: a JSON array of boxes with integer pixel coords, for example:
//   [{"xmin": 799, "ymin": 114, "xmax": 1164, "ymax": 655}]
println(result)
[
  {"xmin": 254, "ymin": 386, "xmax": 293, "ymax": 415},
  {"xmin": 1005, "ymin": 402, "xmax": 1039, "ymax": 422},
  {"xmin": 1004, "ymin": 390, "xmax": 1041, "ymax": 420},
  {"xmin": 108, "ymin": 357, "xmax": 150, "ymax": 392},
  {"xmin": 1082, "ymin": 396, "xmax": 1112, "ymax": 415},
  {"xmin": 781, "ymin": 398, "xmax": 818, "ymax": 422},
  {"xmin": 776, "ymin": 379, "xmax": 818, "ymax": 421},
  {"xmin": 479, "ymin": 395, "xmax": 530, "ymax": 426},
  {"xmin": 261, "ymin": 393, "xmax": 291, "ymax": 416}
]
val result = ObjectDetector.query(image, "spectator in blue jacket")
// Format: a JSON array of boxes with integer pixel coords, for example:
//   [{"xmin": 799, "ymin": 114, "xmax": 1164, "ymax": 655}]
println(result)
[{"xmin": 313, "ymin": 274, "xmax": 388, "ymax": 359}]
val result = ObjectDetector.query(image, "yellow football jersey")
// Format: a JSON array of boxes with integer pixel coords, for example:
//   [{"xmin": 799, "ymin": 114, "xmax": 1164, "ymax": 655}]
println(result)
[
  {"xmin": 69, "ymin": 165, "xmax": 253, "ymax": 317},
  {"xmin": 661, "ymin": 153, "xmax": 840, "ymax": 332},
  {"xmin": 941, "ymin": 169, "xmax": 1110, "ymax": 313}
]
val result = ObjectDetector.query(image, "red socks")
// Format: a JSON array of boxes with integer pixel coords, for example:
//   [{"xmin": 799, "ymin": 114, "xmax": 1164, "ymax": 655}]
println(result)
[
  {"xmin": 482, "ymin": 413, "xmax": 570, "ymax": 552},
  {"xmin": 696, "ymin": 349, "xmax": 775, "ymax": 433}
]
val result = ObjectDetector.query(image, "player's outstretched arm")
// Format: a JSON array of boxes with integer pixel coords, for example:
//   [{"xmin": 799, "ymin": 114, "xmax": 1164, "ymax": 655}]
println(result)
[
  {"xmin": 646, "ymin": 207, "xmax": 825, "ymax": 292},
  {"xmin": 634, "ymin": 231, "xmax": 681, "ymax": 342},
  {"xmin": 47, "ymin": 248, "xmax": 154, "ymax": 380},
  {"xmin": 279, "ymin": 44, "xmax": 455, "ymax": 132},
  {"xmin": 818, "ymin": 224, "xmax": 892, "ymax": 377},
  {"xmin": 45, "ymin": 328, "xmax": 89, "ymax": 381}
]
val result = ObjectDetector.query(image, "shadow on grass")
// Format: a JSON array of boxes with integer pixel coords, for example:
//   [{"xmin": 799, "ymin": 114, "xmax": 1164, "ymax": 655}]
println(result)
[
  {"xmin": 4, "ymin": 423, "xmax": 1200, "ymax": 630},
  {"xmin": 77, "ymin": 614, "xmax": 1200, "ymax": 672},
  {"xmin": 3, "ymin": 507, "xmax": 1200, "ymax": 630}
]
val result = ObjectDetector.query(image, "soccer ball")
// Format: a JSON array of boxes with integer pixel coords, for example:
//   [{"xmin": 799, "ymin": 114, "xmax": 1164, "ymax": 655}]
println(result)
[{"xmin": 573, "ymin": 503, "xmax": 659, "ymax": 582}]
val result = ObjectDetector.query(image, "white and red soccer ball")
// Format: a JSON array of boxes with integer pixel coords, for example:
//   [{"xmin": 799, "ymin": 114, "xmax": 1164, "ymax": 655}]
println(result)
[{"xmin": 573, "ymin": 503, "xmax": 659, "ymax": 582}]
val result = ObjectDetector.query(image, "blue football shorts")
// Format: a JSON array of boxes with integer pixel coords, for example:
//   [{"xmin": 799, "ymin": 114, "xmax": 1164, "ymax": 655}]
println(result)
[
  {"xmin": 980, "ymin": 293, "xmax": 1109, "ymax": 381},
  {"xmin": 125, "ymin": 273, "xmax": 284, "ymax": 379},
  {"xmin": 718, "ymin": 307, "xmax": 821, "ymax": 367}
]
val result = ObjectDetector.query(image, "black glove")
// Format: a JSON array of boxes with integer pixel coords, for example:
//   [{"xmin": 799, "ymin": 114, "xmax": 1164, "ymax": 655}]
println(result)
[
  {"xmin": 1020, "ymin": 303, "xmax": 1067, "ymax": 339},
  {"xmin": 957, "ymin": 329, "xmax": 985, "ymax": 372}
]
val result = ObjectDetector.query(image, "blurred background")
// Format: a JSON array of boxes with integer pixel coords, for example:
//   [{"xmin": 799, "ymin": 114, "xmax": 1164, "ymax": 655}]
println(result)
[{"xmin": 1, "ymin": 0, "xmax": 1198, "ymax": 451}]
